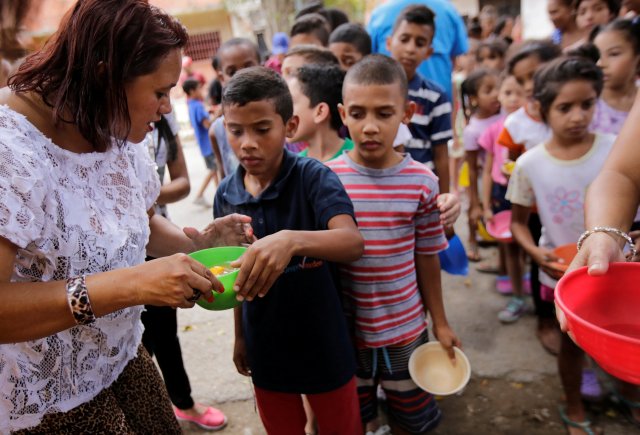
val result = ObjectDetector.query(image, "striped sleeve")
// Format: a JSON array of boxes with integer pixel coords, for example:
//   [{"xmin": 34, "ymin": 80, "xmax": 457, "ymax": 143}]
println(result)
[
  {"xmin": 414, "ymin": 165, "xmax": 448, "ymax": 254},
  {"xmin": 428, "ymin": 92, "xmax": 453, "ymax": 146}
]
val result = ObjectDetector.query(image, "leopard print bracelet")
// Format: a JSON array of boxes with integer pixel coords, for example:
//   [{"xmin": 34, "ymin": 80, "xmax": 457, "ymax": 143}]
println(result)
[{"xmin": 66, "ymin": 275, "xmax": 96, "ymax": 325}]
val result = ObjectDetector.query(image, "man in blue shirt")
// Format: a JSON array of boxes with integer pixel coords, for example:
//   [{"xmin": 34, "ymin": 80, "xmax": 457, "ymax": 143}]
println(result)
[{"xmin": 367, "ymin": 0, "xmax": 468, "ymax": 99}]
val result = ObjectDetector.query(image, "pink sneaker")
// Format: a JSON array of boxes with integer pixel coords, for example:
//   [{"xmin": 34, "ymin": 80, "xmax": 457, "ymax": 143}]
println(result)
[
  {"xmin": 174, "ymin": 405, "xmax": 228, "ymax": 431},
  {"xmin": 496, "ymin": 275, "xmax": 512, "ymax": 295}
]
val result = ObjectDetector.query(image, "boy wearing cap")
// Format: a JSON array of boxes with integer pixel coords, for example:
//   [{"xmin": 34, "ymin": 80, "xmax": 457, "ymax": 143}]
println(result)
[{"xmin": 265, "ymin": 32, "xmax": 289, "ymax": 74}]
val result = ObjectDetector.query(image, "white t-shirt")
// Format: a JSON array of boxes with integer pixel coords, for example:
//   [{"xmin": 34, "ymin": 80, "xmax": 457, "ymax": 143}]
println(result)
[
  {"xmin": 146, "ymin": 110, "xmax": 180, "ymax": 218},
  {"xmin": 506, "ymin": 134, "xmax": 616, "ymax": 288},
  {"xmin": 0, "ymin": 105, "xmax": 160, "ymax": 432},
  {"xmin": 499, "ymin": 106, "xmax": 551, "ymax": 154}
]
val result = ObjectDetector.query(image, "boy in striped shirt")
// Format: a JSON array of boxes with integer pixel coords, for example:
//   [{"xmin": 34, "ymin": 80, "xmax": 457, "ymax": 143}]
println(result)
[{"xmin": 327, "ymin": 55, "xmax": 460, "ymax": 434}]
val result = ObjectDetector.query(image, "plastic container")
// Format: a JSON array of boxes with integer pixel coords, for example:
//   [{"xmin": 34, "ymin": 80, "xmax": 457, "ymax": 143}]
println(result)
[
  {"xmin": 188, "ymin": 246, "xmax": 246, "ymax": 311},
  {"xmin": 549, "ymin": 243, "xmax": 578, "ymax": 274},
  {"xmin": 477, "ymin": 220, "xmax": 496, "ymax": 242},
  {"xmin": 439, "ymin": 234, "xmax": 469, "ymax": 276},
  {"xmin": 486, "ymin": 210, "xmax": 512, "ymax": 243},
  {"xmin": 555, "ymin": 263, "xmax": 640, "ymax": 384},
  {"xmin": 409, "ymin": 342, "xmax": 471, "ymax": 395}
]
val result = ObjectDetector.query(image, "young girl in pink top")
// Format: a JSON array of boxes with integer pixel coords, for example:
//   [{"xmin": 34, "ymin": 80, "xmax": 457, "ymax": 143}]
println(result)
[
  {"xmin": 479, "ymin": 74, "xmax": 528, "ymax": 322},
  {"xmin": 461, "ymin": 68, "xmax": 502, "ymax": 262}
]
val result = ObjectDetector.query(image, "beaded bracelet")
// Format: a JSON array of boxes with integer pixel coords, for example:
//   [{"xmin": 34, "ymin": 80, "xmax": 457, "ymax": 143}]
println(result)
[
  {"xmin": 66, "ymin": 275, "xmax": 96, "ymax": 325},
  {"xmin": 576, "ymin": 226, "xmax": 637, "ymax": 259}
]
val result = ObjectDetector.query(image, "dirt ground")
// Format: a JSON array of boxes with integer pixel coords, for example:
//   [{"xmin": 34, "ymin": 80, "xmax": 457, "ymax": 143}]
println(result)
[{"xmin": 181, "ymin": 374, "xmax": 637, "ymax": 435}]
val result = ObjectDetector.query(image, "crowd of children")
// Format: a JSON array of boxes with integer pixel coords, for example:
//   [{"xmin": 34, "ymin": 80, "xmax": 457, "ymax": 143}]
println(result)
[{"xmin": 174, "ymin": 1, "xmax": 640, "ymax": 434}]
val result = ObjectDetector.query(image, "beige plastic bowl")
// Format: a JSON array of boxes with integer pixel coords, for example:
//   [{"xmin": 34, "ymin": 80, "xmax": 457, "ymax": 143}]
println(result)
[{"xmin": 408, "ymin": 342, "xmax": 471, "ymax": 395}]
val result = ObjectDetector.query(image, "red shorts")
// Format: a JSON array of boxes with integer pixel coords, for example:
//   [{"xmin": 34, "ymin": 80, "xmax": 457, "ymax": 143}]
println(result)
[{"xmin": 254, "ymin": 376, "xmax": 362, "ymax": 435}]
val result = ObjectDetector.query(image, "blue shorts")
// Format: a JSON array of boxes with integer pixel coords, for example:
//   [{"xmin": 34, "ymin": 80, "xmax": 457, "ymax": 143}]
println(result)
[
  {"xmin": 491, "ymin": 183, "xmax": 511, "ymax": 215},
  {"xmin": 356, "ymin": 331, "xmax": 441, "ymax": 433},
  {"xmin": 203, "ymin": 154, "xmax": 217, "ymax": 171}
]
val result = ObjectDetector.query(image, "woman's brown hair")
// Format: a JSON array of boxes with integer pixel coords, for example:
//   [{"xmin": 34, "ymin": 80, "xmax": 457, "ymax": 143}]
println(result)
[{"xmin": 9, "ymin": 0, "xmax": 188, "ymax": 151}]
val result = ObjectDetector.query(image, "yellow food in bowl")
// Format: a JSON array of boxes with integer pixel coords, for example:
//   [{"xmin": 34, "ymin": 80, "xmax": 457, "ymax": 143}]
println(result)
[{"xmin": 209, "ymin": 264, "xmax": 237, "ymax": 277}]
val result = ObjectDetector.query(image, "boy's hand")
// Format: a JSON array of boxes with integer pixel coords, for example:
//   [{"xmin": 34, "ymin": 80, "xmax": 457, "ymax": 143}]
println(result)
[
  {"xmin": 436, "ymin": 193, "xmax": 461, "ymax": 227},
  {"xmin": 230, "ymin": 231, "xmax": 293, "ymax": 301},
  {"xmin": 184, "ymin": 213, "xmax": 256, "ymax": 251},
  {"xmin": 432, "ymin": 323, "xmax": 461, "ymax": 363},
  {"xmin": 233, "ymin": 337, "xmax": 251, "ymax": 376}
]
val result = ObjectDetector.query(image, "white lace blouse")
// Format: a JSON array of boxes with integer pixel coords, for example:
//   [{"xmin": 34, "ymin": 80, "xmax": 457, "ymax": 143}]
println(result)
[{"xmin": 0, "ymin": 105, "xmax": 161, "ymax": 433}]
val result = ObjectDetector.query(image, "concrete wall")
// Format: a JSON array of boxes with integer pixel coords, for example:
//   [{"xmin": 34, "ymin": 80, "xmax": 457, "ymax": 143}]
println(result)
[{"xmin": 521, "ymin": 0, "xmax": 553, "ymax": 40}]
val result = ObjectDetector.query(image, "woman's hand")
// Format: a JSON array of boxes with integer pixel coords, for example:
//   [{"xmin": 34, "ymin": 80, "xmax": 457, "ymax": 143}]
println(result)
[
  {"xmin": 437, "ymin": 193, "xmax": 461, "ymax": 227},
  {"xmin": 432, "ymin": 323, "xmax": 462, "ymax": 363},
  {"xmin": 184, "ymin": 213, "xmax": 256, "ymax": 251},
  {"xmin": 134, "ymin": 254, "xmax": 223, "ymax": 308},
  {"xmin": 233, "ymin": 337, "xmax": 251, "ymax": 376},
  {"xmin": 558, "ymin": 233, "xmax": 627, "ymax": 331},
  {"xmin": 566, "ymin": 232, "xmax": 626, "ymax": 276},
  {"xmin": 230, "ymin": 231, "xmax": 294, "ymax": 301}
]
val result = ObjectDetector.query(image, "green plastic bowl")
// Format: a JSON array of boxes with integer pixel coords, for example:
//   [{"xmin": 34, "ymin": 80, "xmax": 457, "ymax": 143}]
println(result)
[{"xmin": 188, "ymin": 246, "xmax": 246, "ymax": 311}]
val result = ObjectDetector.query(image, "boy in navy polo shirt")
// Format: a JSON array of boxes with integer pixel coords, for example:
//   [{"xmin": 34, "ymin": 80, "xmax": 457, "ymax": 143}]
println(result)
[
  {"xmin": 214, "ymin": 66, "xmax": 364, "ymax": 434},
  {"xmin": 387, "ymin": 5, "xmax": 453, "ymax": 195}
]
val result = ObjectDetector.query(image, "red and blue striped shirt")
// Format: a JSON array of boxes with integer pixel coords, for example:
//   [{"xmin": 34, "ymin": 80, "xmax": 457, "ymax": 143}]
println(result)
[{"xmin": 327, "ymin": 153, "xmax": 448, "ymax": 348}]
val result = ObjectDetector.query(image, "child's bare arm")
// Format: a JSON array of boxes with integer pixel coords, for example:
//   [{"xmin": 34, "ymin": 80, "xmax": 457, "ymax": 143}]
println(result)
[
  {"xmin": 432, "ymin": 144, "xmax": 450, "ymax": 194},
  {"xmin": 208, "ymin": 123, "xmax": 225, "ymax": 178},
  {"xmin": 232, "ymin": 305, "xmax": 251, "ymax": 376},
  {"xmin": 511, "ymin": 204, "xmax": 561, "ymax": 278},
  {"xmin": 230, "ymin": 214, "xmax": 363, "ymax": 301},
  {"xmin": 415, "ymin": 253, "xmax": 461, "ymax": 361}
]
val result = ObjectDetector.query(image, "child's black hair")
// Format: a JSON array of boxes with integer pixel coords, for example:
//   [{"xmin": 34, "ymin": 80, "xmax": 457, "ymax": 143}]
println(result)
[
  {"xmin": 284, "ymin": 44, "xmax": 339, "ymax": 65},
  {"xmin": 533, "ymin": 56, "xmax": 603, "ymax": 123},
  {"xmin": 468, "ymin": 16, "xmax": 482, "ymax": 39},
  {"xmin": 290, "ymin": 13, "xmax": 331, "ymax": 46},
  {"xmin": 476, "ymin": 38, "xmax": 509, "ymax": 64},
  {"xmin": 566, "ymin": 42, "xmax": 601, "ymax": 63},
  {"xmin": 460, "ymin": 68, "xmax": 497, "ymax": 120},
  {"xmin": 182, "ymin": 78, "xmax": 200, "ymax": 95},
  {"xmin": 222, "ymin": 66, "xmax": 293, "ymax": 124},
  {"xmin": 492, "ymin": 16, "xmax": 514, "ymax": 44},
  {"xmin": 391, "ymin": 4, "xmax": 436, "ymax": 37},
  {"xmin": 211, "ymin": 55, "xmax": 220, "ymax": 71},
  {"xmin": 590, "ymin": 17, "xmax": 640, "ymax": 54},
  {"xmin": 576, "ymin": 0, "xmax": 621, "ymax": 17},
  {"xmin": 296, "ymin": 64, "xmax": 345, "ymax": 132},
  {"xmin": 343, "ymin": 54, "xmax": 408, "ymax": 97},
  {"xmin": 506, "ymin": 40, "xmax": 562, "ymax": 74},
  {"xmin": 217, "ymin": 37, "xmax": 261, "ymax": 65},
  {"xmin": 321, "ymin": 8, "xmax": 350, "ymax": 31},
  {"xmin": 329, "ymin": 23, "xmax": 372, "ymax": 56}
]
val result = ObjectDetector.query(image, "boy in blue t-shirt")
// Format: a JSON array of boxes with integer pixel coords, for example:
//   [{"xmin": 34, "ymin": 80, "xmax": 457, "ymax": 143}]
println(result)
[
  {"xmin": 214, "ymin": 66, "xmax": 364, "ymax": 434},
  {"xmin": 387, "ymin": 5, "xmax": 453, "ymax": 195},
  {"xmin": 183, "ymin": 78, "xmax": 219, "ymax": 206}
]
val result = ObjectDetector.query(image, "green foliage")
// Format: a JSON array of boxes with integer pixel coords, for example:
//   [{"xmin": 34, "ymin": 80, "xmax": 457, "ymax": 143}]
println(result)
[{"xmin": 325, "ymin": 0, "xmax": 365, "ymax": 23}]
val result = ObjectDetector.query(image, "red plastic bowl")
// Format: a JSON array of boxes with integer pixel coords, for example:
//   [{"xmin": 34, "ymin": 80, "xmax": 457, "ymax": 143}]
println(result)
[
  {"xmin": 555, "ymin": 263, "xmax": 640, "ymax": 384},
  {"xmin": 486, "ymin": 210, "xmax": 512, "ymax": 242}
]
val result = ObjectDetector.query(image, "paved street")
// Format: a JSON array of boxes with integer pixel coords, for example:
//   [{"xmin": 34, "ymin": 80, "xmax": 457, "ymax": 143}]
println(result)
[{"xmin": 162, "ymin": 107, "xmax": 635, "ymax": 434}]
